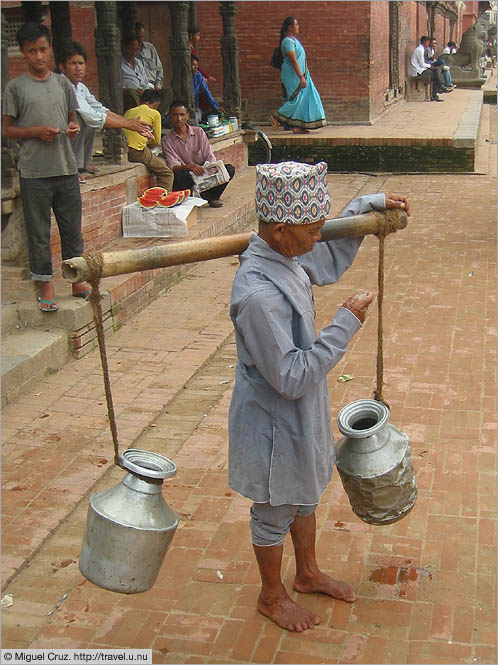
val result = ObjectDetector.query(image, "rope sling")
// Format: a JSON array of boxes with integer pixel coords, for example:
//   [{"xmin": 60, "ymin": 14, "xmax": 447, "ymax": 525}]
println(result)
[{"xmin": 373, "ymin": 208, "xmax": 401, "ymax": 408}]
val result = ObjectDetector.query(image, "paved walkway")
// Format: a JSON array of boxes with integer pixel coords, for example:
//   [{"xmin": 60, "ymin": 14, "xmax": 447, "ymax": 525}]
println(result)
[
  {"xmin": 1, "ymin": 100, "xmax": 496, "ymax": 662},
  {"xmin": 264, "ymin": 85, "xmax": 481, "ymax": 141}
]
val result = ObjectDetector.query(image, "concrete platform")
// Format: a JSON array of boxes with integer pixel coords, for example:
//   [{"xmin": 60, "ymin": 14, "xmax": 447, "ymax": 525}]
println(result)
[{"xmin": 262, "ymin": 84, "xmax": 493, "ymax": 173}]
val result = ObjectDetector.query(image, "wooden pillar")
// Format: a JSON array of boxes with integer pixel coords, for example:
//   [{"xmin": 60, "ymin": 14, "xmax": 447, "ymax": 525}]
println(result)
[
  {"xmin": 219, "ymin": 1, "xmax": 241, "ymax": 119},
  {"xmin": 94, "ymin": 1, "xmax": 127, "ymax": 164},
  {"xmin": 388, "ymin": 1, "xmax": 400, "ymax": 93},
  {"xmin": 189, "ymin": 1, "xmax": 197, "ymax": 29},
  {"xmin": 118, "ymin": 1, "xmax": 137, "ymax": 37},
  {"xmin": 21, "ymin": 1, "xmax": 43, "ymax": 23},
  {"xmin": 49, "ymin": 1, "xmax": 72, "ymax": 68},
  {"xmin": 1, "ymin": 10, "xmax": 9, "ymax": 96},
  {"xmin": 168, "ymin": 1, "xmax": 194, "ymax": 110}
]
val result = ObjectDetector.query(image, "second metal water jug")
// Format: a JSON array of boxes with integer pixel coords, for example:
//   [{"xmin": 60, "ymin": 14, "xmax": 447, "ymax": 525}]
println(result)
[{"xmin": 335, "ymin": 399, "xmax": 417, "ymax": 525}]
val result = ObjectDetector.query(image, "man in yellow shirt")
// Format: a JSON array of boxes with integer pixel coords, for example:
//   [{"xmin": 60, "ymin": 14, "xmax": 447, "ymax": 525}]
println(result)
[{"xmin": 123, "ymin": 89, "xmax": 173, "ymax": 191}]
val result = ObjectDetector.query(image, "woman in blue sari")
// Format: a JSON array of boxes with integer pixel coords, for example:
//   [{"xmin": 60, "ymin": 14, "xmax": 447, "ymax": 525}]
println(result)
[{"xmin": 270, "ymin": 17, "xmax": 326, "ymax": 134}]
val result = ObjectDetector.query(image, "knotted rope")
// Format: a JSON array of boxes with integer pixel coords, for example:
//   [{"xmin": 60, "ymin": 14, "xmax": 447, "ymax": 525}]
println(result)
[
  {"xmin": 373, "ymin": 209, "xmax": 402, "ymax": 409},
  {"xmin": 82, "ymin": 250, "xmax": 124, "ymax": 470}
]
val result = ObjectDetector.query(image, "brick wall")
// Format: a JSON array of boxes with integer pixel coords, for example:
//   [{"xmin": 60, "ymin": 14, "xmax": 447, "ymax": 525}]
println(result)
[
  {"xmin": 197, "ymin": 1, "xmax": 374, "ymax": 125},
  {"xmin": 211, "ymin": 137, "xmax": 247, "ymax": 175},
  {"xmin": 70, "ymin": 4, "xmax": 98, "ymax": 95},
  {"xmin": 369, "ymin": 1, "xmax": 389, "ymax": 121},
  {"xmin": 196, "ymin": 0, "xmax": 457, "ymax": 126}
]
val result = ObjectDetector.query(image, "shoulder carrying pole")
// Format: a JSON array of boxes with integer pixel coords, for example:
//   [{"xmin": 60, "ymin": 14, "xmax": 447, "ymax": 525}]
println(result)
[{"xmin": 62, "ymin": 209, "xmax": 408, "ymax": 283}]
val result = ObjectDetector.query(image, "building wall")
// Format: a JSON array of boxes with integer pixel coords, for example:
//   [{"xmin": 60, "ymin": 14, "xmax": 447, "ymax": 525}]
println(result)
[
  {"xmin": 5, "ymin": 2, "xmax": 99, "ymax": 96},
  {"xmin": 369, "ymin": 1, "xmax": 389, "ymax": 122},
  {"xmin": 3, "ymin": 0, "xmax": 464, "ymax": 127},
  {"xmin": 197, "ymin": 0, "xmax": 374, "ymax": 124}
]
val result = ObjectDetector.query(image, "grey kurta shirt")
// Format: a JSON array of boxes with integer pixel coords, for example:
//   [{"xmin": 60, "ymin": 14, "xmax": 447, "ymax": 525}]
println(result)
[{"xmin": 228, "ymin": 193, "xmax": 386, "ymax": 506}]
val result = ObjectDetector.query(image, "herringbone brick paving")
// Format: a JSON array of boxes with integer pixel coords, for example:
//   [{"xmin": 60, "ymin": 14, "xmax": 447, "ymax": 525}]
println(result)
[{"xmin": 1, "ymin": 104, "xmax": 496, "ymax": 662}]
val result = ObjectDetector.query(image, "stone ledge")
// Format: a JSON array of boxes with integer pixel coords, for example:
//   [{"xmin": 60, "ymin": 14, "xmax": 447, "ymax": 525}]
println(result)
[{"xmin": 453, "ymin": 90, "xmax": 483, "ymax": 148}]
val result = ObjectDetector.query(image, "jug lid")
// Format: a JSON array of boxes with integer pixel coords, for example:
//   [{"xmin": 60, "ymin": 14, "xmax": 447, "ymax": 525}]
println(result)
[{"xmin": 118, "ymin": 449, "xmax": 177, "ymax": 479}]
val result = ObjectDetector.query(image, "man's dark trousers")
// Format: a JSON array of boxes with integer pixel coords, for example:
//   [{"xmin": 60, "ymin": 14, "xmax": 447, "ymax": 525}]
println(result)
[
  {"xmin": 172, "ymin": 164, "xmax": 235, "ymax": 201},
  {"xmin": 20, "ymin": 174, "xmax": 83, "ymax": 280}
]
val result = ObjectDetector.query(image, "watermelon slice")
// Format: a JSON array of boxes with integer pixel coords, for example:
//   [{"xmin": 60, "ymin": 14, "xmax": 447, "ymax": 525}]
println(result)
[
  {"xmin": 143, "ymin": 186, "xmax": 167, "ymax": 199},
  {"xmin": 157, "ymin": 191, "xmax": 184, "ymax": 208}
]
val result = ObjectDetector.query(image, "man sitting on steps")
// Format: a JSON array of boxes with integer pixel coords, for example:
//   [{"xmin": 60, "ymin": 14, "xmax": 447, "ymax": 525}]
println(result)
[
  {"xmin": 123, "ymin": 90, "xmax": 174, "ymax": 192},
  {"xmin": 161, "ymin": 100, "xmax": 234, "ymax": 209}
]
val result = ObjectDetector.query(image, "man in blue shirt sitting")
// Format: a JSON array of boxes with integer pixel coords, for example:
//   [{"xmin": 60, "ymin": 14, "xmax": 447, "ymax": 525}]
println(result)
[{"xmin": 191, "ymin": 55, "xmax": 224, "ymax": 124}]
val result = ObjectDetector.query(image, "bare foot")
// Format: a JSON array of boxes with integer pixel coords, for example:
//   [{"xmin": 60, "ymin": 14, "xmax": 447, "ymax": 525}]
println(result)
[
  {"xmin": 257, "ymin": 590, "xmax": 320, "ymax": 632},
  {"xmin": 269, "ymin": 115, "xmax": 281, "ymax": 131},
  {"xmin": 294, "ymin": 570, "xmax": 357, "ymax": 602},
  {"xmin": 291, "ymin": 126, "xmax": 310, "ymax": 134}
]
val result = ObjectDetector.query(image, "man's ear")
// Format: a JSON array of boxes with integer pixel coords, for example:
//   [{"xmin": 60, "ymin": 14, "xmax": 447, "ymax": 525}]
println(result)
[{"xmin": 272, "ymin": 223, "xmax": 287, "ymax": 242}]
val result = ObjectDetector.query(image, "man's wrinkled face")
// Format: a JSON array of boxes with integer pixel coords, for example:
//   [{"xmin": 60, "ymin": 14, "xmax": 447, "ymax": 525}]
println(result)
[
  {"xmin": 22, "ymin": 36, "xmax": 51, "ymax": 75},
  {"xmin": 123, "ymin": 39, "xmax": 140, "ymax": 62},
  {"xmin": 278, "ymin": 220, "xmax": 324, "ymax": 257},
  {"xmin": 170, "ymin": 105, "xmax": 189, "ymax": 131},
  {"xmin": 62, "ymin": 53, "xmax": 86, "ymax": 84},
  {"xmin": 191, "ymin": 31, "xmax": 201, "ymax": 46}
]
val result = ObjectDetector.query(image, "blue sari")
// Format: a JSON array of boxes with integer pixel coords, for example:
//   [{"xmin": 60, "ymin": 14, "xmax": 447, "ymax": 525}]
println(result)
[{"xmin": 275, "ymin": 37, "xmax": 326, "ymax": 130}]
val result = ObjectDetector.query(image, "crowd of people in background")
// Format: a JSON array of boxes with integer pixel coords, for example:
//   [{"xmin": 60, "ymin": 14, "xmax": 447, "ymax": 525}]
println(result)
[
  {"xmin": 2, "ymin": 14, "xmax": 488, "ymax": 312},
  {"xmin": 410, "ymin": 35, "xmax": 456, "ymax": 102}
]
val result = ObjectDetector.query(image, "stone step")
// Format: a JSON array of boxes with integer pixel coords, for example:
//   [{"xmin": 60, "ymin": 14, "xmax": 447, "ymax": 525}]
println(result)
[{"xmin": 1, "ymin": 327, "xmax": 70, "ymax": 406}]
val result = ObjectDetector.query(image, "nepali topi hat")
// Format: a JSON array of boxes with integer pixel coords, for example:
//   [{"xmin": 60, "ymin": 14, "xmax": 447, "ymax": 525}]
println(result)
[{"xmin": 255, "ymin": 161, "xmax": 331, "ymax": 225}]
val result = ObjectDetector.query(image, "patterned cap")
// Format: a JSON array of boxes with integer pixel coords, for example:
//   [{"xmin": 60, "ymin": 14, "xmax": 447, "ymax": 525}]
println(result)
[{"xmin": 255, "ymin": 161, "xmax": 331, "ymax": 224}]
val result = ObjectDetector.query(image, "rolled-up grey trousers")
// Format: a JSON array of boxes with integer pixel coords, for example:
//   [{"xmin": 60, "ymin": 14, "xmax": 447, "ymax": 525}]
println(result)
[{"xmin": 250, "ymin": 502, "xmax": 317, "ymax": 547}]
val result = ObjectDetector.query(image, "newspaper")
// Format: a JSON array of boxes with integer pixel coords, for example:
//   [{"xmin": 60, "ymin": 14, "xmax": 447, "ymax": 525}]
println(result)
[
  {"xmin": 122, "ymin": 197, "xmax": 207, "ymax": 238},
  {"xmin": 191, "ymin": 160, "xmax": 230, "ymax": 197}
]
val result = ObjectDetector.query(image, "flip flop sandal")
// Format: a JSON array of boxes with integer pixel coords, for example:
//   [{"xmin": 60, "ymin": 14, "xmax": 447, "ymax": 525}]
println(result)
[
  {"xmin": 72, "ymin": 289, "xmax": 91, "ymax": 298},
  {"xmin": 37, "ymin": 297, "xmax": 58, "ymax": 312}
]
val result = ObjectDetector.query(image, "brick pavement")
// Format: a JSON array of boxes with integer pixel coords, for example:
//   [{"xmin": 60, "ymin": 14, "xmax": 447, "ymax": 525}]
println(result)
[{"xmin": 2, "ymin": 106, "xmax": 496, "ymax": 661}]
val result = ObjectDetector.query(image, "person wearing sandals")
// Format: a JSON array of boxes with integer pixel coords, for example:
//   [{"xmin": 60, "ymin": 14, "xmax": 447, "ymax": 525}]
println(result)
[
  {"xmin": 2, "ymin": 22, "xmax": 90, "ymax": 312},
  {"xmin": 269, "ymin": 17, "xmax": 326, "ymax": 134}
]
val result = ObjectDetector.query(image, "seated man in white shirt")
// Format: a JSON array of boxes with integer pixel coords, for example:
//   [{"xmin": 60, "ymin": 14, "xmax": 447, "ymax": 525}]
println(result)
[
  {"xmin": 60, "ymin": 41, "xmax": 153, "ymax": 181},
  {"xmin": 410, "ymin": 35, "xmax": 447, "ymax": 102},
  {"xmin": 121, "ymin": 34, "xmax": 152, "ymax": 112}
]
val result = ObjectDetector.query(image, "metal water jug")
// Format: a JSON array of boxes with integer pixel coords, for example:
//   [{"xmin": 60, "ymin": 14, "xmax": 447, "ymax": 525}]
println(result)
[
  {"xmin": 79, "ymin": 449, "xmax": 179, "ymax": 593},
  {"xmin": 335, "ymin": 399, "xmax": 417, "ymax": 525}
]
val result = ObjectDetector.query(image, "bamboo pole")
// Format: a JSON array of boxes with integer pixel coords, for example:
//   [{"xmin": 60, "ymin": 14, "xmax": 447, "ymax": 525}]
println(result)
[{"xmin": 62, "ymin": 209, "xmax": 407, "ymax": 283}]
